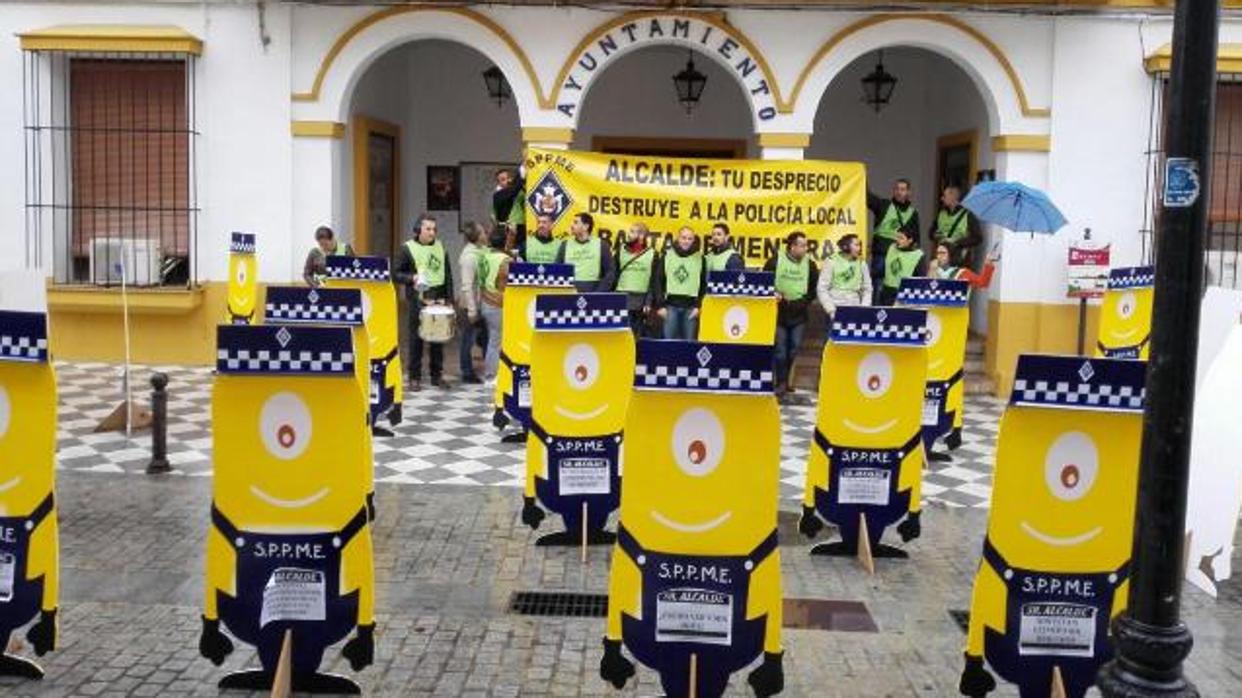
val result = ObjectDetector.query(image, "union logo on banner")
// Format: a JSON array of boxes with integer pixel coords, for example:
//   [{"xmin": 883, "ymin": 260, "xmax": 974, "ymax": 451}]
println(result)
[{"xmin": 527, "ymin": 171, "xmax": 573, "ymax": 225}]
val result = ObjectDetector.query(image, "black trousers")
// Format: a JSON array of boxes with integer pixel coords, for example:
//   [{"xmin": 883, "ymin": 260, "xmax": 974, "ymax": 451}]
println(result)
[{"xmin": 408, "ymin": 300, "xmax": 444, "ymax": 381}]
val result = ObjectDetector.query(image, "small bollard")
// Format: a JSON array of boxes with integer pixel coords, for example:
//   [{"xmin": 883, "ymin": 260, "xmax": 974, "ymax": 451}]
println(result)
[{"xmin": 146, "ymin": 372, "xmax": 172, "ymax": 474}]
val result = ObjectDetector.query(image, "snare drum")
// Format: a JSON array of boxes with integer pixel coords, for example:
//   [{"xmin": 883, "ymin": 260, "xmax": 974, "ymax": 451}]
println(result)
[{"xmin": 419, "ymin": 304, "xmax": 457, "ymax": 343}]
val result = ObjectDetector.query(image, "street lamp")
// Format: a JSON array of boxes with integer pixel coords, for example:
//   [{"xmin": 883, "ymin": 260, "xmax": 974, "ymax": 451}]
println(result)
[
  {"xmin": 482, "ymin": 65, "xmax": 511, "ymax": 108},
  {"xmin": 672, "ymin": 51, "xmax": 707, "ymax": 114},
  {"xmin": 861, "ymin": 50, "xmax": 898, "ymax": 113}
]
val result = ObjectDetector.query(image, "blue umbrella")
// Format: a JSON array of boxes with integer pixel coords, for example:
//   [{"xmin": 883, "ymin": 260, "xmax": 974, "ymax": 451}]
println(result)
[{"xmin": 961, "ymin": 180, "xmax": 1067, "ymax": 234}]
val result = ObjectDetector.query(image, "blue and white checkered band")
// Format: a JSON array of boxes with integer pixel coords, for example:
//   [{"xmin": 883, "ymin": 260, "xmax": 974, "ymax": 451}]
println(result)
[
  {"xmin": 1108, "ymin": 265, "xmax": 1155, "ymax": 290},
  {"xmin": 324, "ymin": 255, "xmax": 390, "ymax": 281},
  {"xmin": 0, "ymin": 311, "xmax": 49, "ymax": 363},
  {"xmin": 534, "ymin": 293, "xmax": 629, "ymax": 331},
  {"xmin": 229, "ymin": 232, "xmax": 256, "ymax": 254},
  {"xmin": 216, "ymin": 324, "xmax": 354, "ymax": 376},
  {"xmin": 830, "ymin": 306, "xmax": 929, "ymax": 347},
  {"xmin": 263, "ymin": 286, "xmax": 364, "ymax": 326},
  {"xmin": 634, "ymin": 340, "xmax": 775, "ymax": 394},
  {"xmin": 706, "ymin": 270, "xmax": 776, "ymax": 297},
  {"xmin": 506, "ymin": 262, "xmax": 575, "ymax": 288},
  {"xmin": 1010, "ymin": 354, "xmax": 1147, "ymax": 413},
  {"xmin": 896, "ymin": 277, "xmax": 970, "ymax": 307}
]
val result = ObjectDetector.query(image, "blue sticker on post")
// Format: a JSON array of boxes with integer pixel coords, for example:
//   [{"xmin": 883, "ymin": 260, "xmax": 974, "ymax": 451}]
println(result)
[
  {"xmin": 1163, "ymin": 157, "xmax": 1200, "ymax": 208},
  {"xmin": 534, "ymin": 293, "xmax": 628, "ymax": 331},
  {"xmin": 264, "ymin": 286, "xmax": 365, "ymax": 326}
]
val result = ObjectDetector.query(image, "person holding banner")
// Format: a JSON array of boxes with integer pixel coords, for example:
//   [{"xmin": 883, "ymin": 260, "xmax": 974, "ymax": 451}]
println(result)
[
  {"xmin": 764, "ymin": 231, "xmax": 819, "ymax": 396},
  {"xmin": 868, "ymin": 180, "xmax": 920, "ymax": 302},
  {"xmin": 477, "ymin": 227, "xmax": 511, "ymax": 382},
  {"xmin": 303, "ymin": 226, "xmax": 354, "ymax": 287},
  {"xmin": 394, "ymin": 214, "xmax": 455, "ymax": 391},
  {"xmin": 616, "ymin": 222, "xmax": 656, "ymax": 337},
  {"xmin": 493, "ymin": 168, "xmax": 525, "ymax": 250},
  {"xmin": 653, "ymin": 226, "xmax": 706, "ymax": 340},
  {"xmin": 522, "ymin": 213, "xmax": 562, "ymax": 264},
  {"xmin": 816, "ymin": 233, "xmax": 872, "ymax": 318},
  {"xmin": 878, "ymin": 229, "xmax": 927, "ymax": 306},
  {"xmin": 929, "ymin": 185, "xmax": 982, "ymax": 267},
  {"xmin": 705, "ymin": 222, "xmax": 745, "ymax": 272},
  {"xmin": 555, "ymin": 213, "xmax": 616, "ymax": 292}
]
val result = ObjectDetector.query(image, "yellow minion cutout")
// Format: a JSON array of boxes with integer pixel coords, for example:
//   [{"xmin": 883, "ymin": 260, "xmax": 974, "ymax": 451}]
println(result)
[
  {"xmin": 896, "ymin": 277, "xmax": 971, "ymax": 459},
  {"xmin": 600, "ymin": 340, "xmax": 785, "ymax": 698},
  {"xmin": 522, "ymin": 293, "xmax": 634, "ymax": 545},
  {"xmin": 698, "ymin": 270, "xmax": 779, "ymax": 345},
  {"xmin": 0, "ymin": 311, "xmax": 59, "ymax": 679},
  {"xmin": 1095, "ymin": 266, "xmax": 1154, "ymax": 360},
  {"xmin": 262, "ymin": 286, "xmax": 376, "ymax": 520},
  {"xmin": 226, "ymin": 232, "xmax": 258, "ymax": 325},
  {"xmin": 959, "ymin": 355, "xmax": 1145, "ymax": 698},
  {"xmin": 324, "ymin": 255, "xmax": 404, "ymax": 433},
  {"xmin": 201, "ymin": 324, "xmax": 375, "ymax": 692},
  {"xmin": 493, "ymin": 262, "xmax": 576, "ymax": 440},
  {"xmin": 799, "ymin": 305, "xmax": 929, "ymax": 558}
]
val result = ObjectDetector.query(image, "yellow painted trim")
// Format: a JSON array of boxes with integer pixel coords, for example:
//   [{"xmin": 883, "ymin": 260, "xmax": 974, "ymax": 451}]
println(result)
[
  {"xmin": 19, "ymin": 24, "xmax": 202, "ymax": 54},
  {"xmin": 1144, "ymin": 42, "xmax": 1242, "ymax": 74},
  {"xmin": 291, "ymin": 120, "xmax": 346, "ymax": 138},
  {"xmin": 351, "ymin": 115, "xmax": 402, "ymax": 258},
  {"xmin": 292, "ymin": 7, "xmax": 545, "ymax": 109},
  {"xmin": 991, "ymin": 134, "xmax": 1051, "ymax": 152},
  {"xmin": 47, "ymin": 285, "xmax": 205, "ymax": 315},
  {"xmin": 521, "ymin": 127, "xmax": 575, "ymax": 144},
  {"xmin": 791, "ymin": 14, "xmax": 1050, "ymax": 118},
  {"xmin": 757, "ymin": 132, "xmax": 812, "ymax": 148},
  {"xmin": 936, "ymin": 128, "xmax": 979, "ymax": 189}
]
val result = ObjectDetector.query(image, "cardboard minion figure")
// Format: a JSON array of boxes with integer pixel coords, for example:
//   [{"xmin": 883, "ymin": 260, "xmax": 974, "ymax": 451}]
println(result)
[
  {"xmin": 226, "ymin": 232, "xmax": 258, "ymax": 325},
  {"xmin": 698, "ymin": 271, "xmax": 779, "ymax": 345},
  {"xmin": 324, "ymin": 255, "xmax": 404, "ymax": 434},
  {"xmin": 522, "ymin": 293, "xmax": 635, "ymax": 545},
  {"xmin": 600, "ymin": 340, "xmax": 785, "ymax": 698},
  {"xmin": 200, "ymin": 324, "xmax": 375, "ymax": 693},
  {"xmin": 798, "ymin": 305, "xmax": 929, "ymax": 558},
  {"xmin": 0, "ymin": 311, "xmax": 59, "ymax": 679},
  {"xmin": 959, "ymin": 355, "xmax": 1145, "ymax": 698},
  {"xmin": 897, "ymin": 277, "xmax": 971, "ymax": 459},
  {"xmin": 494, "ymin": 262, "xmax": 576, "ymax": 441},
  {"xmin": 1095, "ymin": 265, "xmax": 1154, "ymax": 360}
]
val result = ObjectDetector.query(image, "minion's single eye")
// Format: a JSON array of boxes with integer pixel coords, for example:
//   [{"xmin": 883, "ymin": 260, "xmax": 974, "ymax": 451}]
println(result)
[
  {"xmin": 562, "ymin": 343, "xmax": 600, "ymax": 390},
  {"xmin": 671, "ymin": 408, "xmax": 724, "ymax": 477},
  {"xmin": 235, "ymin": 263, "xmax": 248, "ymax": 286},
  {"xmin": 1117, "ymin": 292, "xmax": 1137, "ymax": 320},
  {"xmin": 0, "ymin": 384, "xmax": 10, "ymax": 439},
  {"xmin": 723, "ymin": 305, "xmax": 749, "ymax": 338},
  {"xmin": 259, "ymin": 392, "xmax": 313, "ymax": 460},
  {"xmin": 1044, "ymin": 431, "xmax": 1099, "ymax": 502},
  {"xmin": 855, "ymin": 351, "xmax": 894, "ymax": 399},
  {"xmin": 926, "ymin": 313, "xmax": 943, "ymax": 347}
]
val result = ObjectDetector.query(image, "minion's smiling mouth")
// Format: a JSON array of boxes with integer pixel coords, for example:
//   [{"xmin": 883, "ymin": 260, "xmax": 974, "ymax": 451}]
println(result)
[
  {"xmin": 1110, "ymin": 327, "xmax": 1138, "ymax": 340},
  {"xmin": 1021, "ymin": 520, "xmax": 1103, "ymax": 547},
  {"xmin": 554, "ymin": 404, "xmax": 608, "ymax": 421},
  {"xmin": 518, "ymin": 340, "xmax": 531, "ymax": 353},
  {"xmin": 928, "ymin": 357, "xmax": 944, "ymax": 371},
  {"xmin": 651, "ymin": 510, "xmax": 732, "ymax": 533},
  {"xmin": 0, "ymin": 476, "xmax": 21, "ymax": 494},
  {"xmin": 844, "ymin": 418, "xmax": 898, "ymax": 435},
  {"xmin": 250, "ymin": 485, "xmax": 330, "ymax": 509}
]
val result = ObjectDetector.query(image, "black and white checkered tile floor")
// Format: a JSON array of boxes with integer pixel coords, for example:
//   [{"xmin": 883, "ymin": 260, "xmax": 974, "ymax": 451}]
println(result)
[{"xmin": 52, "ymin": 362, "xmax": 1004, "ymax": 508}]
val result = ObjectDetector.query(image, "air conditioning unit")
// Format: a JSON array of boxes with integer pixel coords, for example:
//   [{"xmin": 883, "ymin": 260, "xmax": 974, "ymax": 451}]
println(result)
[{"xmin": 89, "ymin": 238, "xmax": 162, "ymax": 286}]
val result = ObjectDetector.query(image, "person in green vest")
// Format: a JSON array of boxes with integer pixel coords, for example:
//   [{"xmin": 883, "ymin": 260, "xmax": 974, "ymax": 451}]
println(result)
[
  {"xmin": 522, "ymin": 213, "xmax": 562, "ymax": 264},
  {"xmin": 476, "ymin": 226, "xmax": 511, "ymax": 383},
  {"xmin": 816, "ymin": 233, "xmax": 872, "ymax": 318},
  {"xmin": 878, "ymin": 228, "xmax": 928, "ymax": 305},
  {"xmin": 615, "ymin": 222, "xmax": 656, "ymax": 337},
  {"xmin": 394, "ymin": 213, "xmax": 455, "ymax": 391},
  {"xmin": 928, "ymin": 184, "xmax": 982, "ymax": 266},
  {"xmin": 705, "ymin": 222, "xmax": 745, "ymax": 272},
  {"xmin": 763, "ymin": 231, "xmax": 820, "ymax": 398},
  {"xmin": 493, "ymin": 167, "xmax": 526, "ymax": 252},
  {"xmin": 554, "ymin": 212, "xmax": 616, "ymax": 292},
  {"xmin": 653, "ymin": 226, "xmax": 705, "ymax": 340},
  {"xmin": 302, "ymin": 226, "xmax": 354, "ymax": 287},
  {"xmin": 867, "ymin": 179, "xmax": 919, "ymax": 303}
]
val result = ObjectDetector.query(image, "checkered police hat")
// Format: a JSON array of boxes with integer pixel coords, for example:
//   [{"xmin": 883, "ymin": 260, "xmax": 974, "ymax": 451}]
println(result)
[
  {"xmin": 830, "ymin": 306, "xmax": 928, "ymax": 347},
  {"xmin": 263, "ymin": 286, "xmax": 364, "ymax": 326},
  {"xmin": 216, "ymin": 324, "xmax": 354, "ymax": 376},
  {"xmin": 0, "ymin": 311, "xmax": 49, "ymax": 363},
  {"xmin": 325, "ymin": 255, "xmax": 390, "ymax": 282},
  {"xmin": 229, "ymin": 232, "xmax": 256, "ymax": 254},
  {"xmin": 1108, "ymin": 265, "xmax": 1155, "ymax": 290},
  {"xmin": 634, "ymin": 340, "xmax": 774, "ymax": 394},
  {"xmin": 1010, "ymin": 354, "xmax": 1146, "ymax": 413},
  {"xmin": 506, "ymin": 262, "xmax": 575, "ymax": 288},
  {"xmin": 896, "ymin": 277, "xmax": 970, "ymax": 307},
  {"xmin": 534, "ymin": 293, "xmax": 628, "ymax": 331},
  {"xmin": 706, "ymin": 270, "xmax": 776, "ymax": 297}
]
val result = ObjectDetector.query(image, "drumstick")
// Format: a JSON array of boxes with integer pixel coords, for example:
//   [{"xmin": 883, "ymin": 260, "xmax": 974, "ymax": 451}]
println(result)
[
  {"xmin": 581, "ymin": 502, "xmax": 588, "ymax": 564},
  {"xmin": 689, "ymin": 653, "xmax": 698, "ymax": 698}
]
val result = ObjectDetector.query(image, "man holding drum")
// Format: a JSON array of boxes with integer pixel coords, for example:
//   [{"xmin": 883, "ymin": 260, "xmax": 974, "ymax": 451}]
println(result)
[{"xmin": 395, "ymin": 213, "xmax": 455, "ymax": 391}]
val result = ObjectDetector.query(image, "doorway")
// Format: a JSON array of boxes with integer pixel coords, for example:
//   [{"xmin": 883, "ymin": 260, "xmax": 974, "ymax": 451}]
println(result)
[
  {"xmin": 352, "ymin": 115, "xmax": 400, "ymax": 257},
  {"xmin": 935, "ymin": 129, "xmax": 978, "ymax": 198}
]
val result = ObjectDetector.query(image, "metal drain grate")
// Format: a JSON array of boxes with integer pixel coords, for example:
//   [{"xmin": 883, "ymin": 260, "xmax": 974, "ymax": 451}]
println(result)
[
  {"xmin": 509, "ymin": 591, "xmax": 609, "ymax": 618},
  {"xmin": 949, "ymin": 609, "xmax": 970, "ymax": 633}
]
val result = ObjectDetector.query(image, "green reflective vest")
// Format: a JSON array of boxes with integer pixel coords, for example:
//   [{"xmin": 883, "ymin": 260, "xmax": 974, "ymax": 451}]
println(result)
[
  {"xmin": 479, "ymin": 249, "xmax": 508, "ymax": 292},
  {"xmin": 775, "ymin": 254, "xmax": 810, "ymax": 301},
  {"xmin": 525, "ymin": 235, "xmax": 561, "ymax": 264},
  {"xmin": 936, "ymin": 207, "xmax": 970, "ymax": 244},
  {"xmin": 616, "ymin": 247, "xmax": 655, "ymax": 293},
  {"xmin": 563, "ymin": 237, "xmax": 603, "ymax": 282},
  {"xmin": 830, "ymin": 256, "xmax": 865, "ymax": 292},
  {"xmin": 663, "ymin": 249, "xmax": 703, "ymax": 297},
  {"xmin": 884, "ymin": 246, "xmax": 923, "ymax": 289},
  {"xmin": 705, "ymin": 247, "xmax": 739, "ymax": 272},
  {"xmin": 406, "ymin": 239, "xmax": 447, "ymax": 288},
  {"xmin": 875, "ymin": 202, "xmax": 914, "ymax": 242}
]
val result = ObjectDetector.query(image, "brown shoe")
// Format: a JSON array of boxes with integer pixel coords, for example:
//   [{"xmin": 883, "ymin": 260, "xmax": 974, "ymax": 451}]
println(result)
[{"xmin": 408, "ymin": 379, "xmax": 422, "ymax": 392}]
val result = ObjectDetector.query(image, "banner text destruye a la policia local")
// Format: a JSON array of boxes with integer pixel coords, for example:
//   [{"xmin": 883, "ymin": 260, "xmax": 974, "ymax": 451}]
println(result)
[{"xmin": 523, "ymin": 148, "xmax": 867, "ymax": 265}]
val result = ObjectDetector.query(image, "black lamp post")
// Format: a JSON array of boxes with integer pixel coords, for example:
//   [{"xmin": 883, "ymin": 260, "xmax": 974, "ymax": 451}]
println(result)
[
  {"xmin": 482, "ymin": 65, "xmax": 511, "ymax": 108},
  {"xmin": 861, "ymin": 50, "xmax": 898, "ymax": 113},
  {"xmin": 672, "ymin": 51, "xmax": 707, "ymax": 114}
]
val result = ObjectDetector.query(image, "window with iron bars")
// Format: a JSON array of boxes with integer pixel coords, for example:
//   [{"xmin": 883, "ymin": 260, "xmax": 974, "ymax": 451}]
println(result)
[
  {"xmin": 1143, "ymin": 74, "xmax": 1242, "ymax": 290},
  {"xmin": 22, "ymin": 49, "xmax": 199, "ymax": 287}
]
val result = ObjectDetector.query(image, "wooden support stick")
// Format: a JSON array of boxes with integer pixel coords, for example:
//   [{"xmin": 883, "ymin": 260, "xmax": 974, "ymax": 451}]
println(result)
[
  {"xmin": 689, "ymin": 652, "xmax": 698, "ymax": 698},
  {"xmin": 1050, "ymin": 665, "xmax": 1066, "ymax": 698},
  {"xmin": 857, "ymin": 512, "xmax": 875, "ymax": 575},
  {"xmin": 581, "ymin": 502, "xmax": 588, "ymax": 565},
  {"xmin": 271, "ymin": 630, "xmax": 292, "ymax": 698}
]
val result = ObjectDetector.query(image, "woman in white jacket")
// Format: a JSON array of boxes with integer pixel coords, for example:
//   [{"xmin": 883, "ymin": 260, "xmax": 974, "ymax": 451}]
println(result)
[{"xmin": 817, "ymin": 233, "xmax": 872, "ymax": 317}]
